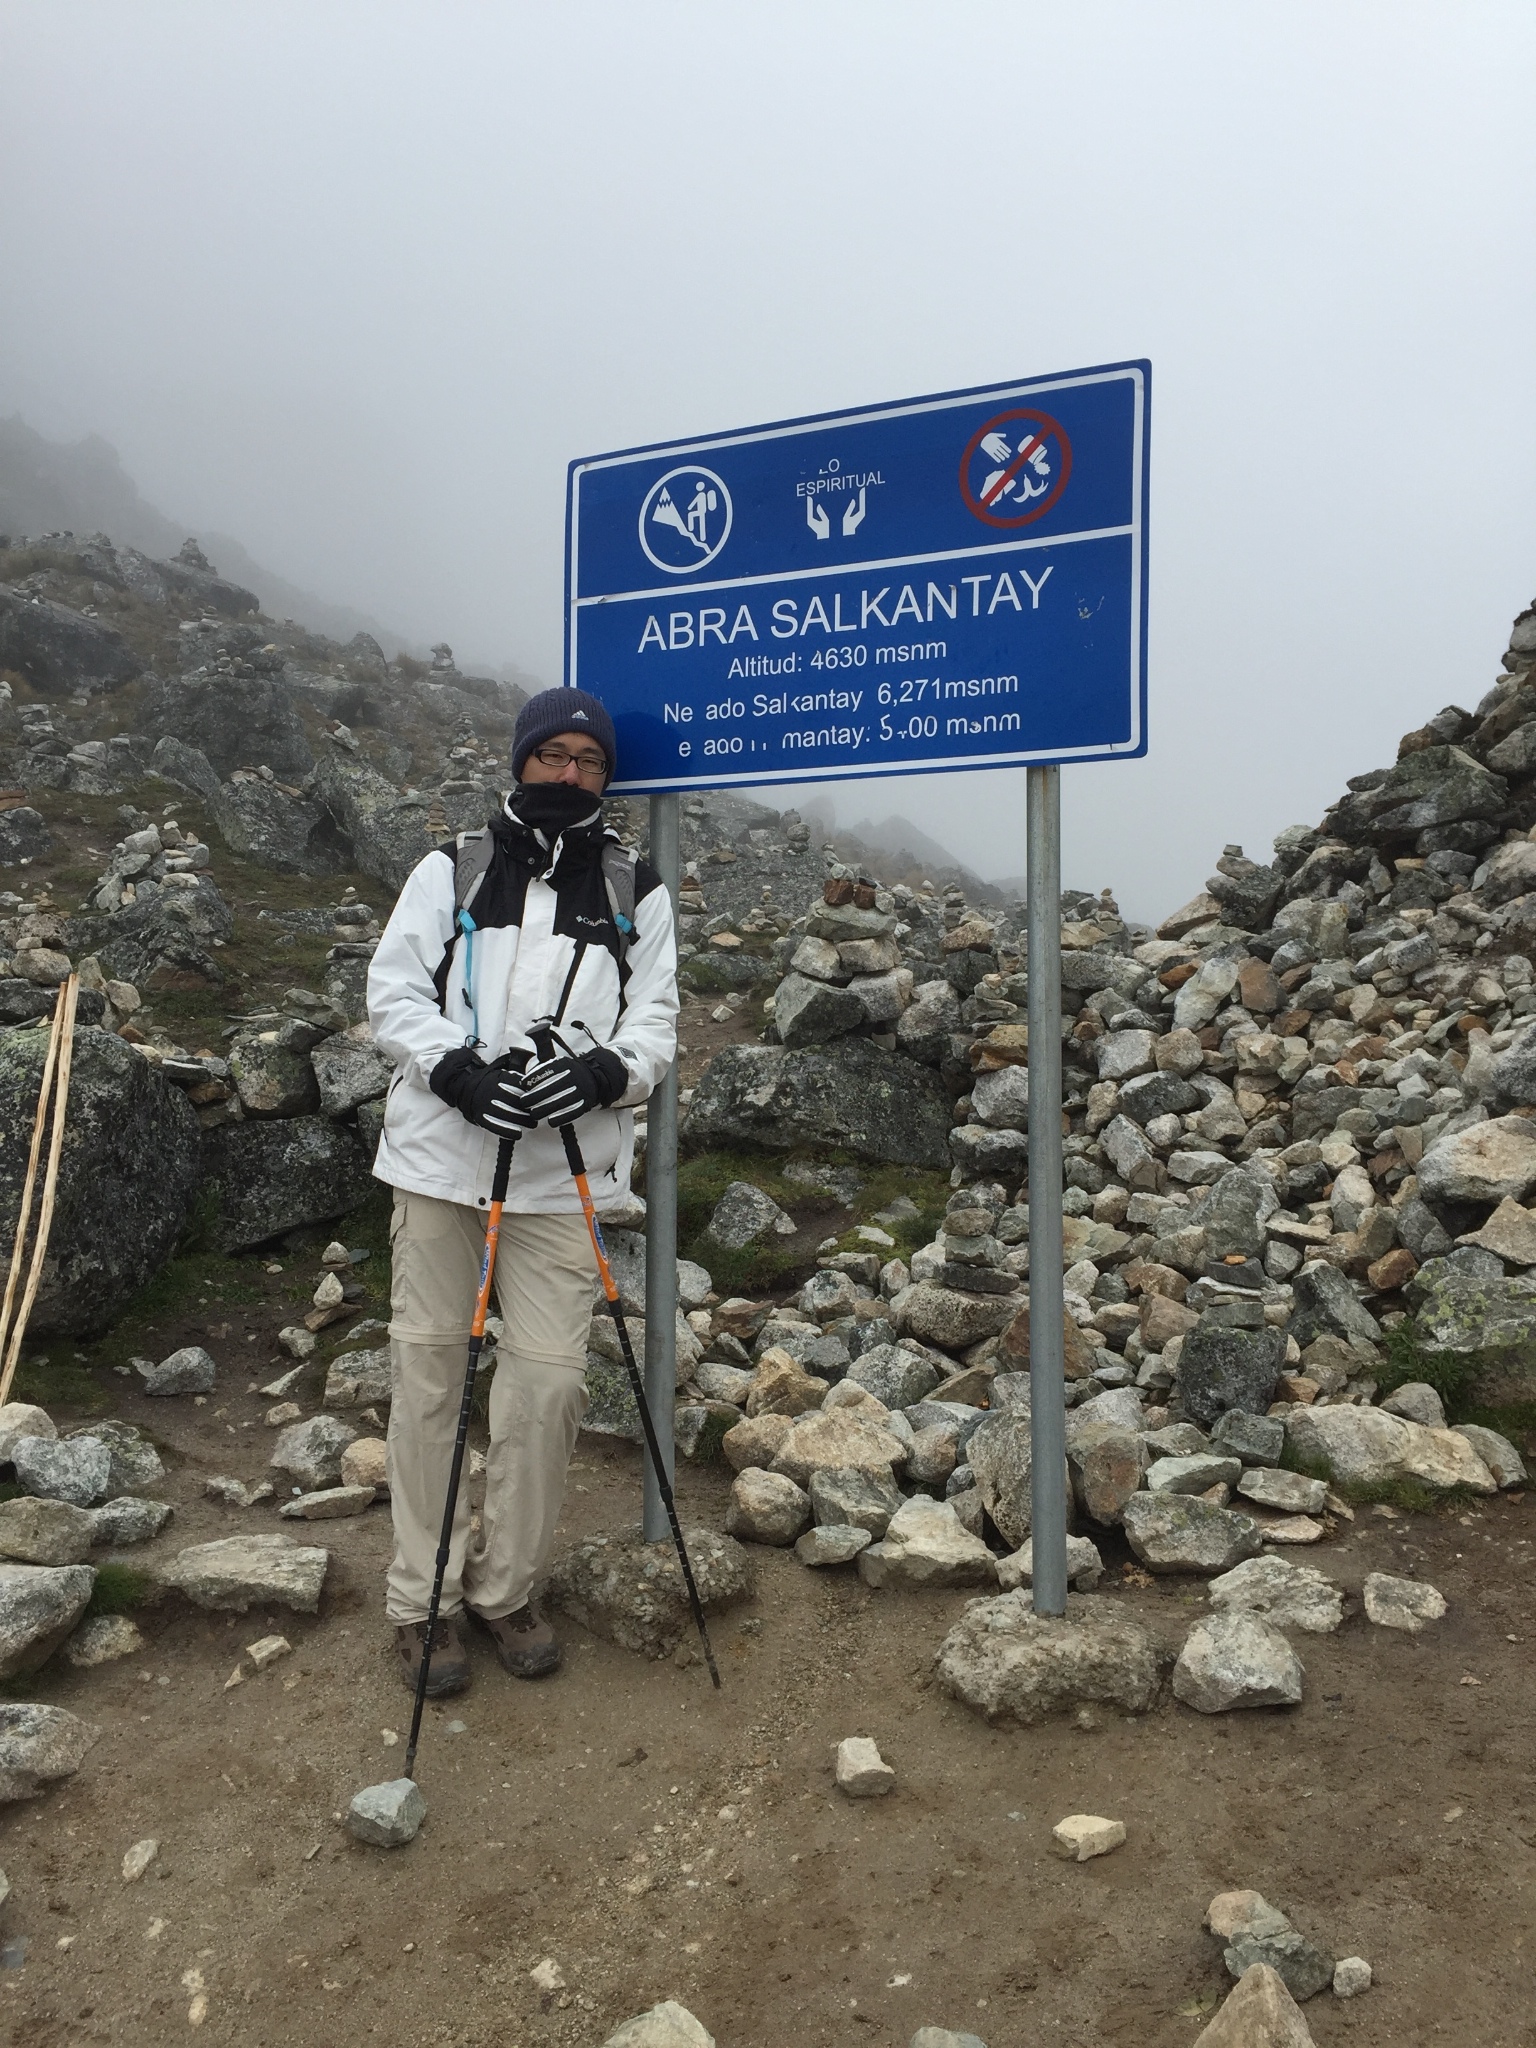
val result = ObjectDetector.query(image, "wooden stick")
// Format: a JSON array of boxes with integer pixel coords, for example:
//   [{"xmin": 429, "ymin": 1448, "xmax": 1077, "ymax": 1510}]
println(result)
[
  {"xmin": 0, "ymin": 982, "xmax": 66, "ymax": 1390},
  {"xmin": 0, "ymin": 974, "xmax": 78, "ymax": 1407}
]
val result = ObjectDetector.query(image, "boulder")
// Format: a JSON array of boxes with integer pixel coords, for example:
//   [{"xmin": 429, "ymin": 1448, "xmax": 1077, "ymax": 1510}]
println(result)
[
  {"xmin": 846, "ymin": 1343, "xmax": 941, "ymax": 1410},
  {"xmin": 211, "ymin": 778, "xmax": 346, "ymax": 878},
  {"xmin": 1363, "ymin": 1571, "xmax": 1447, "ymax": 1632},
  {"xmin": 1409, "ymin": 1261, "xmax": 1536, "ymax": 1404},
  {"xmin": 0, "ymin": 1702, "xmax": 101, "ymax": 1803},
  {"xmin": 772, "ymin": 971, "xmax": 864, "ymax": 1046},
  {"xmin": 1418, "ymin": 1115, "xmax": 1536, "ymax": 1205},
  {"xmin": 142, "ymin": 672, "xmax": 310, "ymax": 779},
  {"xmin": 229, "ymin": 1036, "xmax": 321, "ymax": 1118},
  {"xmin": 1235, "ymin": 1468, "xmax": 1328, "ymax": 1515},
  {"xmin": 685, "ymin": 1038, "xmax": 953, "ymax": 1168},
  {"xmin": 323, "ymin": 1346, "xmax": 393, "ymax": 1410},
  {"xmin": 898, "ymin": 1284, "xmax": 1019, "ymax": 1350},
  {"xmin": 601, "ymin": 2003, "xmax": 715, "ymax": 2048},
  {"xmin": 545, "ymin": 1524, "xmax": 753, "ymax": 1659},
  {"xmin": 808, "ymin": 1465, "xmax": 904, "ymax": 1537},
  {"xmin": 12, "ymin": 1436, "xmax": 110, "ymax": 1507},
  {"xmin": 768, "ymin": 1411, "xmax": 907, "ymax": 1491},
  {"xmin": 1453, "ymin": 1422, "xmax": 1527, "ymax": 1489},
  {"xmin": 703, "ymin": 1180, "xmax": 794, "ymax": 1250},
  {"xmin": 1121, "ymin": 1493, "xmax": 1263, "ymax": 1574},
  {"xmin": 163, "ymin": 1535, "xmax": 329, "ymax": 1613},
  {"xmin": 1173, "ymin": 1613, "xmax": 1304, "ymax": 1712},
  {"xmin": 934, "ymin": 1591, "xmax": 1166, "ymax": 1725},
  {"xmin": 720, "ymin": 1412, "xmax": 794, "ymax": 1472},
  {"xmin": 1206, "ymin": 1555, "xmax": 1344, "ymax": 1634},
  {"xmin": 1070, "ymin": 1428, "xmax": 1147, "ymax": 1524},
  {"xmin": 0, "ymin": 1497, "xmax": 95, "ymax": 1566},
  {"xmin": 1284, "ymin": 1405, "xmax": 1497, "ymax": 1493},
  {"xmin": 203, "ymin": 1116, "xmax": 375, "ymax": 1252},
  {"xmin": 136, "ymin": 1345, "xmax": 216, "ymax": 1397},
  {"xmin": 89, "ymin": 1497, "xmax": 174, "ymax": 1546},
  {"xmin": 725, "ymin": 1469, "xmax": 811, "ymax": 1545},
  {"xmin": 966, "ymin": 1413, "xmax": 1044, "ymax": 1549},
  {"xmin": 270, "ymin": 1415, "xmax": 358, "ymax": 1490},
  {"xmin": 1210, "ymin": 1410, "xmax": 1285, "ymax": 1466},
  {"xmin": 971, "ymin": 1063, "xmax": 1030, "ymax": 1130},
  {"xmin": 996, "ymin": 1534, "xmax": 1105, "ymax": 1593},
  {"xmin": 1192, "ymin": 1963, "xmax": 1320, "ymax": 2045},
  {"xmin": 97, "ymin": 873, "xmax": 234, "ymax": 989},
  {"xmin": 0, "ymin": 1563, "xmax": 96, "ymax": 1677},
  {"xmin": 0, "ymin": 582, "xmax": 143, "ymax": 693},
  {"xmin": 311, "ymin": 1029, "xmax": 394, "ymax": 1117},
  {"xmin": 857, "ymin": 1496, "xmax": 996, "ymax": 1589},
  {"xmin": 0, "ymin": 806, "xmax": 52, "ymax": 865},
  {"xmin": 0, "ymin": 1026, "xmax": 201, "ymax": 1335},
  {"xmin": 0, "ymin": 1404, "xmax": 56, "ymax": 1465},
  {"xmin": 1177, "ymin": 1322, "xmax": 1286, "ymax": 1427},
  {"xmin": 309, "ymin": 749, "xmax": 435, "ymax": 894},
  {"xmin": 83, "ymin": 1422, "xmax": 164, "ymax": 1498},
  {"xmin": 794, "ymin": 1523, "xmax": 872, "ymax": 1566}
]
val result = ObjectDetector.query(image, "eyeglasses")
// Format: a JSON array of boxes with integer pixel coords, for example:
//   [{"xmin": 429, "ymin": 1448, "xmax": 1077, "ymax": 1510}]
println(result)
[{"xmin": 533, "ymin": 744, "xmax": 608, "ymax": 780}]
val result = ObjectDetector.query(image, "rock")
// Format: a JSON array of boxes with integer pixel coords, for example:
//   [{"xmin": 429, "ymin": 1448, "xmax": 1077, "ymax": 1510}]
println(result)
[
  {"xmin": 203, "ymin": 1116, "xmax": 375, "ymax": 1253},
  {"xmin": 12, "ymin": 1436, "xmax": 110, "ymax": 1507},
  {"xmin": 685, "ymin": 1038, "xmax": 954, "ymax": 1168},
  {"xmin": 1191, "ymin": 1963, "xmax": 1318, "ymax": 2045},
  {"xmin": 88, "ymin": 1497, "xmax": 173, "ymax": 1546},
  {"xmin": 935, "ymin": 1592, "xmax": 1166, "ymax": 1725},
  {"xmin": 269, "ymin": 1414, "xmax": 358, "ymax": 1490},
  {"xmin": 308, "ymin": 746, "xmax": 438, "ymax": 894},
  {"xmin": 86, "ymin": 1423, "xmax": 165, "ymax": 1499},
  {"xmin": 899, "ymin": 1283, "xmax": 1019, "ymax": 1350},
  {"xmin": 721, "ymin": 1412, "xmax": 794, "ymax": 1472},
  {"xmin": 1146, "ymin": 1453, "xmax": 1243, "ymax": 1497},
  {"xmin": 949, "ymin": 1124, "xmax": 1029, "ymax": 1181},
  {"xmin": 997, "ymin": 1300, "xmax": 1099, "ymax": 1381},
  {"xmin": 808, "ymin": 1465, "xmax": 904, "ymax": 1537},
  {"xmin": 1287, "ymin": 1262, "xmax": 1382, "ymax": 1349},
  {"xmin": 1173, "ymin": 1613, "xmax": 1304, "ymax": 1712},
  {"xmin": 1206, "ymin": 1889, "xmax": 1295, "ymax": 1941},
  {"xmin": 965, "ymin": 1413, "xmax": 1045, "ymax": 1549},
  {"xmin": 210, "ymin": 776, "xmax": 342, "ymax": 877},
  {"xmin": 703, "ymin": 1180, "xmax": 794, "ymax": 1250},
  {"xmin": 1332, "ymin": 1958, "xmax": 1372, "ymax": 1998},
  {"xmin": 0, "ymin": 805, "xmax": 53, "ymax": 864},
  {"xmin": 601, "ymin": 2002, "xmax": 715, "ymax": 2048},
  {"xmin": 0, "ymin": 1404, "xmax": 55, "ymax": 1465},
  {"xmin": 795, "ymin": 1523, "xmax": 872, "ymax": 1566},
  {"xmin": 846, "ymin": 1343, "xmax": 941, "ymax": 1410},
  {"xmin": 0, "ymin": 582, "xmax": 143, "ymax": 693},
  {"xmin": 1050, "ymin": 1814, "xmax": 1126, "ymax": 1861},
  {"xmin": 744, "ymin": 1349, "xmax": 828, "ymax": 1418},
  {"xmin": 1455, "ymin": 1196, "xmax": 1536, "ymax": 1265},
  {"xmin": 0, "ymin": 1563, "xmax": 96, "ymax": 1678},
  {"xmin": 1178, "ymin": 1322, "xmax": 1286, "ymax": 1427},
  {"xmin": 340, "ymin": 1439, "xmax": 389, "ymax": 1492},
  {"xmin": 1211, "ymin": 1411, "xmax": 1285, "ymax": 1466},
  {"xmin": 0, "ymin": 1702, "xmax": 100, "ymax": 1803},
  {"xmin": 546, "ymin": 1525, "xmax": 754, "ymax": 1659},
  {"xmin": 63, "ymin": 1615, "xmax": 144, "ymax": 1666},
  {"xmin": 1121, "ymin": 1494, "xmax": 1263, "ymax": 1574},
  {"xmin": 163, "ymin": 1535, "xmax": 329, "ymax": 1612},
  {"xmin": 772, "ymin": 971, "xmax": 865, "ymax": 1046},
  {"xmin": 279, "ymin": 1486, "xmax": 375, "ymax": 1520},
  {"xmin": 0, "ymin": 1497, "xmax": 94, "ymax": 1565},
  {"xmin": 996, "ymin": 1535, "xmax": 1104, "ymax": 1593},
  {"xmin": 1285, "ymin": 1406, "xmax": 1496, "ymax": 1493},
  {"xmin": 1235, "ymin": 1469, "xmax": 1328, "ymax": 1515},
  {"xmin": 97, "ymin": 872, "xmax": 234, "ymax": 990},
  {"xmin": 910, "ymin": 2032, "xmax": 989, "ymax": 2048},
  {"xmin": 1207, "ymin": 1556, "xmax": 1343, "ymax": 1633},
  {"xmin": 857, "ymin": 1496, "xmax": 996, "ymax": 1589},
  {"xmin": 1380, "ymin": 1381, "xmax": 1446, "ymax": 1428},
  {"xmin": 1418, "ymin": 1115, "xmax": 1536, "ymax": 1204},
  {"xmin": 311, "ymin": 1029, "xmax": 393, "ymax": 1117},
  {"xmin": 769, "ymin": 1411, "xmax": 907, "ymax": 1491},
  {"xmin": 137, "ymin": 1345, "xmax": 216, "ymax": 1397},
  {"xmin": 0, "ymin": 1026, "xmax": 201, "ymax": 1335},
  {"xmin": 323, "ymin": 1346, "xmax": 392, "ymax": 1410},
  {"xmin": 1362, "ymin": 1571, "xmax": 1447, "ymax": 1632},
  {"xmin": 971, "ymin": 1063, "xmax": 1031, "ymax": 1129},
  {"xmin": 725, "ymin": 1469, "xmax": 811, "ymax": 1545},
  {"xmin": 347, "ymin": 1778, "xmax": 426, "ymax": 1848},
  {"xmin": 229, "ymin": 1035, "xmax": 320, "ymax": 1118},
  {"xmin": 695, "ymin": 1361, "xmax": 753, "ymax": 1405},
  {"xmin": 1069, "ymin": 1428, "xmax": 1146, "ymax": 1524},
  {"xmin": 1453, "ymin": 1423, "xmax": 1527, "ymax": 1489},
  {"xmin": 1408, "ymin": 1261, "xmax": 1536, "ymax": 1404},
  {"xmin": 246, "ymin": 1633, "xmax": 291, "ymax": 1670},
  {"xmin": 1224, "ymin": 1931, "xmax": 1334, "ymax": 2004},
  {"xmin": 835, "ymin": 1735, "xmax": 895, "ymax": 1796},
  {"xmin": 120, "ymin": 1836, "xmax": 158, "ymax": 1882}
]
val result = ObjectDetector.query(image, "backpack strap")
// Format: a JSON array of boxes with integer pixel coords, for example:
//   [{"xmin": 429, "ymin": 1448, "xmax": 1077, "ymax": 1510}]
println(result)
[
  {"xmin": 600, "ymin": 841, "xmax": 638, "ymax": 962},
  {"xmin": 443, "ymin": 827, "xmax": 498, "ymax": 1046}
]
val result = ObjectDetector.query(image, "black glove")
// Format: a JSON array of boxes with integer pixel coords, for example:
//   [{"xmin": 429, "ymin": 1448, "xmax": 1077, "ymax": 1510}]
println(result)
[
  {"xmin": 519, "ymin": 1047, "xmax": 628, "ymax": 1127},
  {"xmin": 429, "ymin": 1047, "xmax": 534, "ymax": 1134}
]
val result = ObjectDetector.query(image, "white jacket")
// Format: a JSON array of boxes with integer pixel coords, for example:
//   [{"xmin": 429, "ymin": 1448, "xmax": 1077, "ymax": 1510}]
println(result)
[{"xmin": 368, "ymin": 801, "xmax": 678, "ymax": 1215}]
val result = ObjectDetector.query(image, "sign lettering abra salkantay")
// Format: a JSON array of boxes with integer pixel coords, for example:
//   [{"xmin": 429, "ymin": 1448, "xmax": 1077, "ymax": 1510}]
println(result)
[{"xmin": 564, "ymin": 360, "xmax": 1149, "ymax": 792}]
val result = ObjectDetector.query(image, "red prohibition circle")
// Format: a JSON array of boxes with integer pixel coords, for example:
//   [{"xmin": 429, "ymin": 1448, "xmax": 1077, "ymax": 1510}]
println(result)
[{"xmin": 958, "ymin": 408, "xmax": 1073, "ymax": 528}]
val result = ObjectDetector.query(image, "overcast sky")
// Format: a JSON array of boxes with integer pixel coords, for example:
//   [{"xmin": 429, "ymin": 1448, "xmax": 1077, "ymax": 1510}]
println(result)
[{"xmin": 4, "ymin": 3, "xmax": 1534, "ymax": 917}]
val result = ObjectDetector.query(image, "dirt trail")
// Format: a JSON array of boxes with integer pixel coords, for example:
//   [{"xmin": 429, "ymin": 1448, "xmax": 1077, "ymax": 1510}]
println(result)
[{"xmin": 3, "ymin": 1414, "xmax": 1535, "ymax": 2048}]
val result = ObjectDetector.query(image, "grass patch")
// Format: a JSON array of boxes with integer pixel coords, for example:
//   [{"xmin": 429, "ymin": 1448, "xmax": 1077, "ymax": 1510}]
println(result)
[
  {"xmin": 1377, "ymin": 1316, "xmax": 1478, "ymax": 1416},
  {"xmin": 10, "ymin": 1352, "xmax": 109, "ymax": 1411},
  {"xmin": 86, "ymin": 1564, "xmax": 153, "ymax": 1616}
]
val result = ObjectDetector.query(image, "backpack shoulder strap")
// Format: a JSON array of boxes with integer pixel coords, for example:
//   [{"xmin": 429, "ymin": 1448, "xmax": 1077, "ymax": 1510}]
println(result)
[
  {"xmin": 600, "ymin": 840, "xmax": 639, "ymax": 963},
  {"xmin": 453, "ymin": 827, "xmax": 496, "ymax": 922}
]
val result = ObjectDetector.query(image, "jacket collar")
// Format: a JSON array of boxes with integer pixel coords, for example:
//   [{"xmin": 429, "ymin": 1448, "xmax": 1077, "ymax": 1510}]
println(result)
[{"xmin": 496, "ymin": 792, "xmax": 608, "ymax": 874}]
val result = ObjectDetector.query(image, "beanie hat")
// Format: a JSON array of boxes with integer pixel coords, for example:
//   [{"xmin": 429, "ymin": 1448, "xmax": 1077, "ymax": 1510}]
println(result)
[{"xmin": 511, "ymin": 687, "xmax": 618, "ymax": 785}]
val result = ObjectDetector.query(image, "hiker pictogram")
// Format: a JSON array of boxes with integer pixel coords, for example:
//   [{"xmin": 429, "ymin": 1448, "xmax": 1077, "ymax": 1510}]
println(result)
[
  {"xmin": 638, "ymin": 465, "xmax": 733, "ymax": 574},
  {"xmin": 958, "ymin": 408, "xmax": 1072, "ymax": 528}
]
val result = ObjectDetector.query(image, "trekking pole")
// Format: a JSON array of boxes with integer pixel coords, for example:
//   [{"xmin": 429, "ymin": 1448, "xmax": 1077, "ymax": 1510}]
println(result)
[
  {"xmin": 530, "ymin": 1030, "xmax": 721, "ymax": 1688},
  {"xmin": 403, "ymin": 1132, "xmax": 517, "ymax": 1780}
]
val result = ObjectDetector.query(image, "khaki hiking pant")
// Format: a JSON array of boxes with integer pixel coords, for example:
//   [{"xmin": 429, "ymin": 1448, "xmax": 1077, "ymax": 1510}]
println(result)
[{"xmin": 385, "ymin": 1191, "xmax": 597, "ymax": 1625}]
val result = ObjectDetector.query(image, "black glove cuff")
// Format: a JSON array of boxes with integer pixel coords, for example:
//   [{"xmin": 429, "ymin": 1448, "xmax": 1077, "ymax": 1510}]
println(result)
[
  {"xmin": 586, "ymin": 1046, "xmax": 629, "ymax": 1107},
  {"xmin": 430, "ymin": 1045, "xmax": 487, "ymax": 1108}
]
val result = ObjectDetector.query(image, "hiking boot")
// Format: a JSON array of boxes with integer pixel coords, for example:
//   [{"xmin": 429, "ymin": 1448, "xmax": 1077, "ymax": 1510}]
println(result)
[
  {"xmin": 471, "ymin": 1602, "xmax": 562, "ymax": 1678},
  {"xmin": 394, "ymin": 1616, "xmax": 470, "ymax": 1696}
]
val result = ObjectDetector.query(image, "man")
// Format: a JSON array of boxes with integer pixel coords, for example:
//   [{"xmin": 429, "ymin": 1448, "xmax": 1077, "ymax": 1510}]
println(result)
[{"xmin": 367, "ymin": 687, "xmax": 677, "ymax": 1692}]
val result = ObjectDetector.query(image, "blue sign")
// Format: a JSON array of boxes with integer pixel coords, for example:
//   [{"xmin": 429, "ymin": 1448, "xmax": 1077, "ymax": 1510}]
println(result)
[{"xmin": 565, "ymin": 360, "xmax": 1149, "ymax": 794}]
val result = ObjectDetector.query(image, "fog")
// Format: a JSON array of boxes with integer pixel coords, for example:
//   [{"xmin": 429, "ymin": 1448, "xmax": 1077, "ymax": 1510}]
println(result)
[{"xmin": 3, "ymin": 2, "xmax": 1534, "ymax": 917}]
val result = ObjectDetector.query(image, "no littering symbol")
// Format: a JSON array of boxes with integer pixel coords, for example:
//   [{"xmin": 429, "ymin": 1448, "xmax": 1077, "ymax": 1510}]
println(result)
[{"xmin": 959, "ymin": 408, "xmax": 1073, "ymax": 528}]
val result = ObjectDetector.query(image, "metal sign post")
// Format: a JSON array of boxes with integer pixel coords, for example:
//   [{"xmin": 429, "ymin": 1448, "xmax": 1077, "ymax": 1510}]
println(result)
[
  {"xmin": 1025, "ymin": 767, "xmax": 1067, "ymax": 1614},
  {"xmin": 641, "ymin": 792, "xmax": 681, "ymax": 1542},
  {"xmin": 566, "ymin": 363, "xmax": 1149, "ymax": 1575}
]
